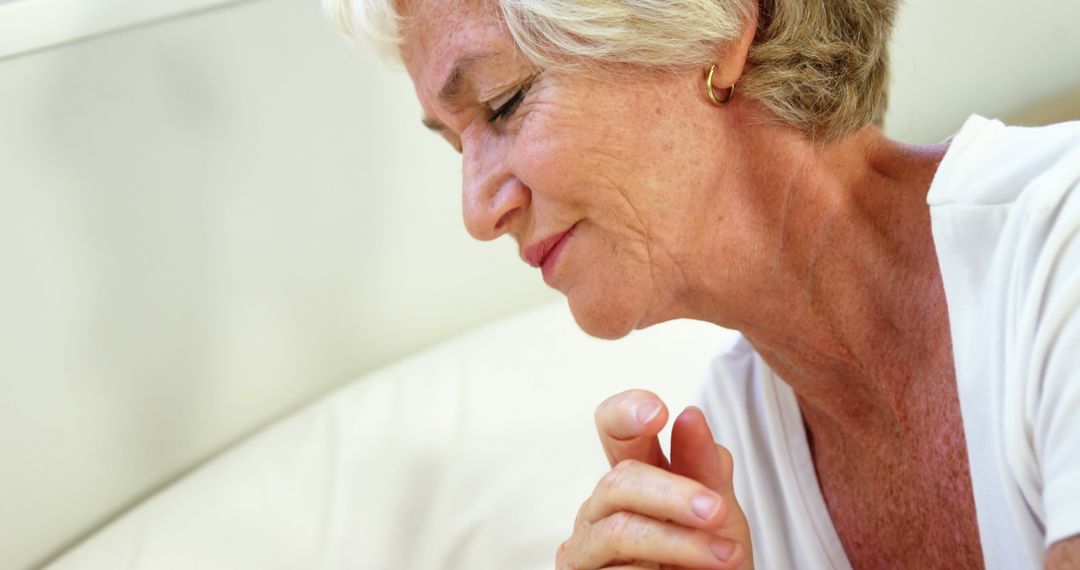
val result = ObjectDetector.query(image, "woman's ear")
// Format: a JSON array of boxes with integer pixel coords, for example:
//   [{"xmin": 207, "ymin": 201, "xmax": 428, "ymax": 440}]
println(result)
[{"xmin": 711, "ymin": 1, "xmax": 759, "ymax": 89}]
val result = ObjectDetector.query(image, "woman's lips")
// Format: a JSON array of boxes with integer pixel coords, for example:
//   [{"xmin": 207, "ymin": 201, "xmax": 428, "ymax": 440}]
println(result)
[{"xmin": 522, "ymin": 223, "xmax": 578, "ymax": 283}]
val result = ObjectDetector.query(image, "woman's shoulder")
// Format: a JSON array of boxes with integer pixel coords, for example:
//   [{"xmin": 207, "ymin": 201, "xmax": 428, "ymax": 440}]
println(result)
[
  {"xmin": 928, "ymin": 117, "xmax": 1080, "ymax": 556},
  {"xmin": 928, "ymin": 115, "xmax": 1080, "ymax": 209},
  {"xmin": 927, "ymin": 115, "xmax": 1080, "ymax": 294}
]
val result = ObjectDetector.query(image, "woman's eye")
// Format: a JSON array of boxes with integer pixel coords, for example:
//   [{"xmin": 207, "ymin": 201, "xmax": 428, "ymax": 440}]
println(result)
[{"xmin": 487, "ymin": 83, "xmax": 530, "ymax": 123}]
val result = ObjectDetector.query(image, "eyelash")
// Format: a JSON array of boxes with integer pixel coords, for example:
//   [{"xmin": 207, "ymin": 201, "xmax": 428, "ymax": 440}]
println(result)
[{"xmin": 489, "ymin": 81, "xmax": 534, "ymax": 123}]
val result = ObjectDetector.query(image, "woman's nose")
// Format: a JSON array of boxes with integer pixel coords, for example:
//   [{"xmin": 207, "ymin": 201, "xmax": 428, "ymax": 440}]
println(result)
[{"xmin": 460, "ymin": 138, "xmax": 530, "ymax": 241}]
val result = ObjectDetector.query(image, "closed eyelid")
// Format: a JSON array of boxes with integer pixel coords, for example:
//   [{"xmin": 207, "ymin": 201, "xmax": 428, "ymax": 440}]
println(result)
[
  {"xmin": 480, "ymin": 71, "xmax": 540, "ymax": 104},
  {"xmin": 488, "ymin": 75, "xmax": 540, "ymax": 117},
  {"xmin": 486, "ymin": 87, "xmax": 519, "ymax": 111},
  {"xmin": 422, "ymin": 68, "xmax": 540, "ymax": 129}
]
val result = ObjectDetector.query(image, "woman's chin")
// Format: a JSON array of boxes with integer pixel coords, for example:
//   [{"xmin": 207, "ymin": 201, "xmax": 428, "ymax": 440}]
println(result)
[{"xmin": 566, "ymin": 292, "xmax": 643, "ymax": 340}]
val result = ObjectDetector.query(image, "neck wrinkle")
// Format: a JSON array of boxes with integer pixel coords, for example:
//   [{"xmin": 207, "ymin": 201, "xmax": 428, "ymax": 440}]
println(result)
[{"xmin": 698, "ymin": 126, "xmax": 951, "ymax": 452}]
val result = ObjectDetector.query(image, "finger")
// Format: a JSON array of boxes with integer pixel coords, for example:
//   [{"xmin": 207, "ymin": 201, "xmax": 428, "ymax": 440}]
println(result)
[
  {"xmin": 670, "ymin": 407, "xmax": 753, "ymax": 561},
  {"xmin": 670, "ymin": 407, "xmax": 733, "ymax": 496},
  {"xmin": 562, "ymin": 511, "xmax": 745, "ymax": 570},
  {"xmin": 595, "ymin": 390, "xmax": 670, "ymax": 469},
  {"xmin": 579, "ymin": 459, "xmax": 728, "ymax": 530}
]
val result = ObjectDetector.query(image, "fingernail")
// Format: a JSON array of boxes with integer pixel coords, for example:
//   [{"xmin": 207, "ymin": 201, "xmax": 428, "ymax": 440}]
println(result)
[
  {"xmin": 710, "ymin": 540, "xmax": 735, "ymax": 562},
  {"xmin": 635, "ymin": 401, "xmax": 661, "ymax": 425},
  {"xmin": 691, "ymin": 493, "xmax": 721, "ymax": 520}
]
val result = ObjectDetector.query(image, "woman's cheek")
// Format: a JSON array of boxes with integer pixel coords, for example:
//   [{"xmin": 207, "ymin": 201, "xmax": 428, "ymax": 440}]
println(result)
[{"xmin": 510, "ymin": 120, "xmax": 570, "ymax": 198}]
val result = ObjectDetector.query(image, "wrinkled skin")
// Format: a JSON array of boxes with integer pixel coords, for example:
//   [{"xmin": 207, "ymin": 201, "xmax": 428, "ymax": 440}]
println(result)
[
  {"xmin": 392, "ymin": 0, "xmax": 1023, "ymax": 568},
  {"xmin": 400, "ymin": 0, "xmax": 762, "ymax": 341}
]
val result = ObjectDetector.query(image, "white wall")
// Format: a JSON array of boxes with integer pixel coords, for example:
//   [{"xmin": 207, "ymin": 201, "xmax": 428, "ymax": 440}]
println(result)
[
  {"xmin": 0, "ymin": 1, "xmax": 554, "ymax": 568},
  {"xmin": 886, "ymin": 0, "xmax": 1080, "ymax": 141},
  {"xmin": 0, "ymin": 0, "xmax": 246, "ymax": 59},
  {"xmin": 1, "ymin": 0, "xmax": 1078, "ymax": 568}
]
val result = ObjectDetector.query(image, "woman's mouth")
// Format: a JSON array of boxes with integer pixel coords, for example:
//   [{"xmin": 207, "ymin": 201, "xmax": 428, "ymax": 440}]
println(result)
[{"xmin": 522, "ymin": 223, "xmax": 578, "ymax": 284}]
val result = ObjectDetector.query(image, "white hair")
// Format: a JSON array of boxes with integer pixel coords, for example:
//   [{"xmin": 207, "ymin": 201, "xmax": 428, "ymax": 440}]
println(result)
[
  {"xmin": 321, "ymin": 0, "xmax": 402, "ymax": 61},
  {"xmin": 324, "ymin": 0, "xmax": 897, "ymax": 140},
  {"xmin": 323, "ymin": 0, "xmax": 748, "ymax": 68}
]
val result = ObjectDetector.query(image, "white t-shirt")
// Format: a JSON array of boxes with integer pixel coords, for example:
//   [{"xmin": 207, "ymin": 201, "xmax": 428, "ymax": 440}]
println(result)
[{"xmin": 698, "ymin": 115, "xmax": 1080, "ymax": 569}]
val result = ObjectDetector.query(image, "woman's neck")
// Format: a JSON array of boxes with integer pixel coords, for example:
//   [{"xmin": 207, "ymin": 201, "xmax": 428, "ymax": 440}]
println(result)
[{"xmin": 698, "ymin": 124, "xmax": 953, "ymax": 452}]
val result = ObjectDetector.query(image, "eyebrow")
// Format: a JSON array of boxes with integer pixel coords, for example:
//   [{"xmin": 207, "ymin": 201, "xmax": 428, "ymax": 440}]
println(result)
[{"xmin": 421, "ymin": 52, "xmax": 500, "ymax": 132}]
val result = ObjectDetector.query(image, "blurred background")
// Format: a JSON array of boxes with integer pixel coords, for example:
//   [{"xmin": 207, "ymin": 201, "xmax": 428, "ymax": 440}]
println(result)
[{"xmin": 1, "ymin": 0, "xmax": 1078, "ymax": 567}]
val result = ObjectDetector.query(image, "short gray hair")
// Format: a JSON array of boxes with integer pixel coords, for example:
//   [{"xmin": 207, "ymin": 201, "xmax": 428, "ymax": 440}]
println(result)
[{"xmin": 325, "ymin": 0, "xmax": 897, "ymax": 140}]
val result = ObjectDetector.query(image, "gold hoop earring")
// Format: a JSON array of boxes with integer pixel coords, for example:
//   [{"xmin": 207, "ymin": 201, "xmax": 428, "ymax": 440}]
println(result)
[{"xmin": 705, "ymin": 64, "xmax": 735, "ymax": 106}]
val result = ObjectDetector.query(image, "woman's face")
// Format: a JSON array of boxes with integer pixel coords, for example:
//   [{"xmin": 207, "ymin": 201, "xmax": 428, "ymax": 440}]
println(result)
[{"xmin": 401, "ymin": 0, "xmax": 751, "ymax": 339}]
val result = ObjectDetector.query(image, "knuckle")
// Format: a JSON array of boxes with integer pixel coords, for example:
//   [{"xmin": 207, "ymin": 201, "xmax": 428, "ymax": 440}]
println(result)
[
  {"xmin": 574, "ymin": 497, "xmax": 591, "ymax": 527},
  {"xmin": 576, "ymin": 497, "xmax": 589, "ymax": 517},
  {"xmin": 596, "ymin": 471, "xmax": 619, "ymax": 496},
  {"xmin": 612, "ymin": 458, "xmax": 642, "ymax": 474},
  {"xmin": 602, "ymin": 511, "xmax": 636, "ymax": 545},
  {"xmin": 599, "ymin": 459, "xmax": 639, "ymax": 492},
  {"xmin": 650, "ymin": 476, "xmax": 677, "ymax": 503},
  {"xmin": 555, "ymin": 539, "xmax": 570, "ymax": 565},
  {"xmin": 556, "ymin": 534, "xmax": 584, "ymax": 570}
]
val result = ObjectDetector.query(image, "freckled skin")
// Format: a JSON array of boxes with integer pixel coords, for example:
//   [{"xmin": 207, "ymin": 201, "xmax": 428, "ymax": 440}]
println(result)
[
  {"xmin": 400, "ymin": 1, "xmax": 988, "ymax": 567},
  {"xmin": 402, "ymin": 2, "xmax": 759, "ymax": 339},
  {"xmin": 1048, "ymin": 537, "xmax": 1080, "ymax": 569}
]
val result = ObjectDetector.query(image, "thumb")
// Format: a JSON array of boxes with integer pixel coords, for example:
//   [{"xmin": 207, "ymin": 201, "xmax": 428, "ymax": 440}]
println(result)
[{"xmin": 594, "ymin": 390, "xmax": 671, "ymax": 469}]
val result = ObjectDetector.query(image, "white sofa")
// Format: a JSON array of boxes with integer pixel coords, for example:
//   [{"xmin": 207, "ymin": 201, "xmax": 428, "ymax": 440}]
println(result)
[{"xmin": 48, "ymin": 302, "xmax": 737, "ymax": 569}]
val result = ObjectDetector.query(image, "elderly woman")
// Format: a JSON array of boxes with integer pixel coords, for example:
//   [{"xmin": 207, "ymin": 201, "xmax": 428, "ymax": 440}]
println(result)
[{"xmin": 326, "ymin": 0, "xmax": 1080, "ymax": 568}]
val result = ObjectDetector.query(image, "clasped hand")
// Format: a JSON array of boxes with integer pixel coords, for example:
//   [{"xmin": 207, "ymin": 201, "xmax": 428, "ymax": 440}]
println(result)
[{"xmin": 557, "ymin": 390, "xmax": 754, "ymax": 570}]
